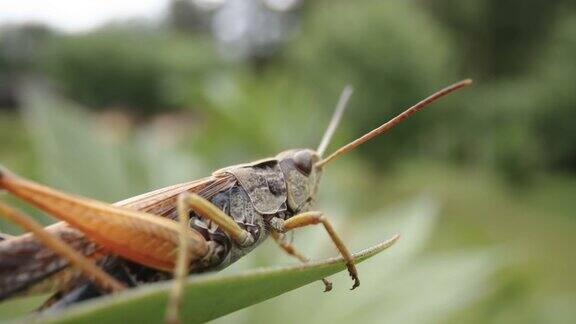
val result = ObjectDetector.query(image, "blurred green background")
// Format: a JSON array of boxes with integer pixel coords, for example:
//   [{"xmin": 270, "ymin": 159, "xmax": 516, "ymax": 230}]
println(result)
[{"xmin": 1, "ymin": 0, "xmax": 575, "ymax": 322}]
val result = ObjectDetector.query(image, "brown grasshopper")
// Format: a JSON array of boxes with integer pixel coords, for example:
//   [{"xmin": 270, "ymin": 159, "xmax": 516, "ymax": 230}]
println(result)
[{"xmin": 0, "ymin": 79, "xmax": 472, "ymax": 322}]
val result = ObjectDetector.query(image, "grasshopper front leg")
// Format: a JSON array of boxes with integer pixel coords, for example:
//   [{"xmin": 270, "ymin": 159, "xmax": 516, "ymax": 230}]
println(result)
[
  {"xmin": 270, "ymin": 211, "xmax": 359, "ymax": 290},
  {"xmin": 271, "ymin": 231, "xmax": 333, "ymax": 292}
]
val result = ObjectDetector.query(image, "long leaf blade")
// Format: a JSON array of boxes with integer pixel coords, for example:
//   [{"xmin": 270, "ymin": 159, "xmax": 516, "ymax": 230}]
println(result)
[{"xmin": 37, "ymin": 235, "xmax": 399, "ymax": 324}]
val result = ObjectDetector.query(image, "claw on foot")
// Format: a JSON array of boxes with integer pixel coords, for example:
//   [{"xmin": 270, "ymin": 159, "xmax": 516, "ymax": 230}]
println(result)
[
  {"xmin": 350, "ymin": 277, "xmax": 360, "ymax": 290},
  {"xmin": 347, "ymin": 263, "xmax": 360, "ymax": 290},
  {"xmin": 322, "ymin": 278, "xmax": 333, "ymax": 292}
]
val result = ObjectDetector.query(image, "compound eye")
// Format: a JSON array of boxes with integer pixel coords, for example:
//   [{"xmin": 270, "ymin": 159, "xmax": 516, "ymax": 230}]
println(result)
[{"xmin": 293, "ymin": 151, "xmax": 313, "ymax": 175}]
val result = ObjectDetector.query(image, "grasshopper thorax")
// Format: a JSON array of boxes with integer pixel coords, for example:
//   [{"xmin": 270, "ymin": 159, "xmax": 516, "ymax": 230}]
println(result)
[{"xmin": 275, "ymin": 149, "xmax": 322, "ymax": 214}]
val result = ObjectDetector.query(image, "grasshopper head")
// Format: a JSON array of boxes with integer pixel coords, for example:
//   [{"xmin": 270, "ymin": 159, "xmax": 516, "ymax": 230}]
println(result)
[
  {"xmin": 277, "ymin": 80, "xmax": 473, "ymax": 213},
  {"xmin": 276, "ymin": 149, "xmax": 322, "ymax": 213}
]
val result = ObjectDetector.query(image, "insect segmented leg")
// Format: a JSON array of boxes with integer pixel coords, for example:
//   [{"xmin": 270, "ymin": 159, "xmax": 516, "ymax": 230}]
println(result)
[
  {"xmin": 271, "ymin": 231, "xmax": 333, "ymax": 292},
  {"xmin": 271, "ymin": 211, "xmax": 359, "ymax": 290},
  {"xmin": 178, "ymin": 193, "xmax": 254, "ymax": 246},
  {"xmin": 166, "ymin": 192, "xmax": 254, "ymax": 323},
  {"xmin": 0, "ymin": 201, "xmax": 125, "ymax": 293},
  {"xmin": 165, "ymin": 194, "xmax": 192, "ymax": 324}
]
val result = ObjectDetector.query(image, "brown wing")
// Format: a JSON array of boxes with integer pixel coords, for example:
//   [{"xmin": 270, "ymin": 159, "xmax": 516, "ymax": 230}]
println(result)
[
  {"xmin": 0, "ymin": 173, "xmax": 237, "ymax": 300},
  {"xmin": 117, "ymin": 175, "xmax": 237, "ymax": 216}
]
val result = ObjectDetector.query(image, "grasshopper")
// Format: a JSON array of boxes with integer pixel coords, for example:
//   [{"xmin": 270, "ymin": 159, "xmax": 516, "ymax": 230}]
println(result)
[{"xmin": 0, "ymin": 79, "xmax": 471, "ymax": 322}]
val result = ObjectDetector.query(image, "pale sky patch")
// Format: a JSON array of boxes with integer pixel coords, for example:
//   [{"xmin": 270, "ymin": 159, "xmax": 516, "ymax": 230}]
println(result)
[{"xmin": 0, "ymin": 0, "xmax": 170, "ymax": 33}]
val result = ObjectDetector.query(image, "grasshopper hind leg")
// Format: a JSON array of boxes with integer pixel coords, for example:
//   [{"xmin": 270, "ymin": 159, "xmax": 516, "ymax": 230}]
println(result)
[{"xmin": 0, "ymin": 201, "xmax": 125, "ymax": 297}]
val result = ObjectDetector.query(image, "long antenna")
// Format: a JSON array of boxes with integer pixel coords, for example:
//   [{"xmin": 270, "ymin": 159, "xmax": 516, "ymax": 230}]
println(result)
[
  {"xmin": 315, "ymin": 79, "xmax": 473, "ymax": 168},
  {"xmin": 317, "ymin": 85, "xmax": 354, "ymax": 157}
]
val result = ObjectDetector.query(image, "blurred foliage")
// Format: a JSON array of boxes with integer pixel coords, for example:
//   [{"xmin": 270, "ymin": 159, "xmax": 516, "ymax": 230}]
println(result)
[
  {"xmin": 531, "ymin": 13, "xmax": 576, "ymax": 171},
  {"xmin": 288, "ymin": 1, "xmax": 458, "ymax": 168},
  {"xmin": 427, "ymin": 0, "xmax": 576, "ymax": 78},
  {"xmin": 41, "ymin": 28, "xmax": 169, "ymax": 114},
  {"xmin": 37, "ymin": 25, "xmax": 224, "ymax": 115},
  {"xmin": 0, "ymin": 0, "xmax": 574, "ymax": 177}
]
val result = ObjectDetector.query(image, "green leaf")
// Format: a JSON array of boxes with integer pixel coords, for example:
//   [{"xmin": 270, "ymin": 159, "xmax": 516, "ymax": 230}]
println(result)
[{"xmin": 35, "ymin": 235, "xmax": 399, "ymax": 324}]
